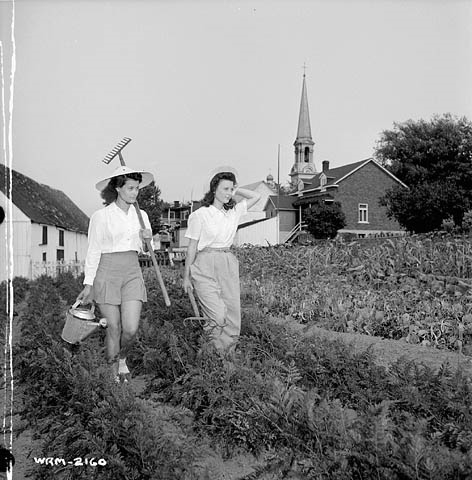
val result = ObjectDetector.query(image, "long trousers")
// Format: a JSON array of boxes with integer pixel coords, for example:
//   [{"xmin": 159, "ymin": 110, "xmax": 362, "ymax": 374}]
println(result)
[{"xmin": 190, "ymin": 248, "xmax": 241, "ymax": 351}]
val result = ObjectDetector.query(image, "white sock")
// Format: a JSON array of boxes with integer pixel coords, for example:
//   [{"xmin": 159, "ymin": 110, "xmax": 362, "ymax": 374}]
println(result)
[{"xmin": 118, "ymin": 358, "xmax": 130, "ymax": 374}]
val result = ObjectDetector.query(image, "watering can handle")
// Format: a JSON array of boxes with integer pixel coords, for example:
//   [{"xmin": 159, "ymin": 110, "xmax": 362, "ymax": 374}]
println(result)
[{"xmin": 71, "ymin": 300, "xmax": 95, "ymax": 314}]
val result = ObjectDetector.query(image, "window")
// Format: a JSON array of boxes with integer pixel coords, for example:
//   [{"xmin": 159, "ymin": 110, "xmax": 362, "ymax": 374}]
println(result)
[
  {"xmin": 320, "ymin": 174, "xmax": 327, "ymax": 188},
  {"xmin": 56, "ymin": 249, "xmax": 64, "ymax": 261},
  {"xmin": 304, "ymin": 147, "xmax": 310, "ymax": 162},
  {"xmin": 42, "ymin": 252, "xmax": 47, "ymax": 262},
  {"xmin": 59, "ymin": 230, "xmax": 64, "ymax": 247},
  {"xmin": 359, "ymin": 204, "xmax": 368, "ymax": 223},
  {"xmin": 42, "ymin": 226, "xmax": 48, "ymax": 245}
]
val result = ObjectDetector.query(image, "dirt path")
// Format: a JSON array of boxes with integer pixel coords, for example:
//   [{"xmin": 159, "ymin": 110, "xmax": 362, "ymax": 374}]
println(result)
[{"xmin": 270, "ymin": 316, "xmax": 472, "ymax": 376}]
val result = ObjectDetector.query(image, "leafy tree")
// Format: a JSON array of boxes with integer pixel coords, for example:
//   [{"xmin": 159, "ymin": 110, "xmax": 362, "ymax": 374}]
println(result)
[
  {"xmin": 304, "ymin": 200, "xmax": 346, "ymax": 239},
  {"xmin": 376, "ymin": 114, "xmax": 472, "ymax": 232},
  {"xmin": 137, "ymin": 181, "xmax": 163, "ymax": 233}
]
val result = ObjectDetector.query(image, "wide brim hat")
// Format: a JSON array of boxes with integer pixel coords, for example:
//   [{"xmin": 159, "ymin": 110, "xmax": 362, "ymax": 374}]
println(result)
[
  {"xmin": 207, "ymin": 165, "xmax": 239, "ymax": 188},
  {"xmin": 95, "ymin": 165, "xmax": 154, "ymax": 191}
]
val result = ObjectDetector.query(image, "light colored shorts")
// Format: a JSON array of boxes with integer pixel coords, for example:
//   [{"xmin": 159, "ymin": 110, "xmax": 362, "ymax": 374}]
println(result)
[{"xmin": 93, "ymin": 251, "xmax": 147, "ymax": 305}]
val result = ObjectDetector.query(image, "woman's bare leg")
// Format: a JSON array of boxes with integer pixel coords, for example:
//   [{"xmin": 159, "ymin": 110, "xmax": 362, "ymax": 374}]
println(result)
[
  {"xmin": 98, "ymin": 303, "xmax": 121, "ymax": 377},
  {"xmin": 119, "ymin": 300, "xmax": 142, "ymax": 362}
]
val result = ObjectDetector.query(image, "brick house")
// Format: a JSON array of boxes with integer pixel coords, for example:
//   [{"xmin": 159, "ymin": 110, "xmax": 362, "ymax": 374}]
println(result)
[
  {"xmin": 287, "ymin": 73, "xmax": 407, "ymax": 238},
  {"xmin": 292, "ymin": 158, "xmax": 407, "ymax": 236}
]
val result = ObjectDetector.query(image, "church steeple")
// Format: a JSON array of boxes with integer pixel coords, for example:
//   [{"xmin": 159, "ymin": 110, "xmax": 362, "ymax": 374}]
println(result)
[
  {"xmin": 290, "ymin": 70, "xmax": 316, "ymax": 189},
  {"xmin": 296, "ymin": 73, "xmax": 312, "ymax": 140}
]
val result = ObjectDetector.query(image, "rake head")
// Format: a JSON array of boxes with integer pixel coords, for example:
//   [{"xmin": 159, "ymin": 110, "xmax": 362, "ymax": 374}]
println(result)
[{"xmin": 103, "ymin": 137, "xmax": 132, "ymax": 164}]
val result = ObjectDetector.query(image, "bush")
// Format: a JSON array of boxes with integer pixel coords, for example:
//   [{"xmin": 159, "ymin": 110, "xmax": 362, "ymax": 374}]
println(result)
[{"xmin": 305, "ymin": 200, "xmax": 346, "ymax": 239}]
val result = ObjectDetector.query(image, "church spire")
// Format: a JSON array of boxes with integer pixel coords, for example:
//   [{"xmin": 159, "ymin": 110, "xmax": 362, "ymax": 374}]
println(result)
[
  {"xmin": 296, "ymin": 72, "xmax": 312, "ymax": 140},
  {"xmin": 290, "ymin": 68, "xmax": 316, "ymax": 188}
]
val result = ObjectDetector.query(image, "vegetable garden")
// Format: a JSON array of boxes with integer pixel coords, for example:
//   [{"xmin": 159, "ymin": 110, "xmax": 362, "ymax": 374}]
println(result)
[{"xmin": 4, "ymin": 234, "xmax": 472, "ymax": 479}]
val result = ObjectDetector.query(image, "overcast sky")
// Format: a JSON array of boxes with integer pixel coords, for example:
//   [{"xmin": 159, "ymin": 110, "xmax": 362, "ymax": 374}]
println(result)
[{"xmin": 1, "ymin": 0, "xmax": 471, "ymax": 217}]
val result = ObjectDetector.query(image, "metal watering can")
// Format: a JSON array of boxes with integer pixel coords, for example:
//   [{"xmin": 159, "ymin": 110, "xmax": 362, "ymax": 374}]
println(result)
[{"xmin": 61, "ymin": 301, "xmax": 107, "ymax": 345}]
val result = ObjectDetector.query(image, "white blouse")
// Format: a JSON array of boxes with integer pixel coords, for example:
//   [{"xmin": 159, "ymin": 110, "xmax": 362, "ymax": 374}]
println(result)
[
  {"xmin": 83, "ymin": 202, "xmax": 152, "ymax": 285},
  {"xmin": 185, "ymin": 200, "xmax": 247, "ymax": 251}
]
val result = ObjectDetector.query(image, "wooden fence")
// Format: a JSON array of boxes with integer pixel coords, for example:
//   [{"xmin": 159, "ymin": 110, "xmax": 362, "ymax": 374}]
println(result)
[{"xmin": 31, "ymin": 260, "xmax": 85, "ymax": 279}]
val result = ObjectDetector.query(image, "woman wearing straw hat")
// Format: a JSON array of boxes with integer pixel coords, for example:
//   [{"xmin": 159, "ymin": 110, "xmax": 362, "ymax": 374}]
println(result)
[
  {"xmin": 76, "ymin": 165, "xmax": 154, "ymax": 382},
  {"xmin": 183, "ymin": 167, "xmax": 261, "ymax": 352}
]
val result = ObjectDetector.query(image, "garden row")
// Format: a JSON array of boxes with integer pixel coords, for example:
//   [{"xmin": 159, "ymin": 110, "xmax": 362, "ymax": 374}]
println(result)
[
  {"xmin": 236, "ymin": 236, "xmax": 472, "ymax": 352},
  {"xmin": 6, "ymin": 235, "xmax": 472, "ymax": 479}
]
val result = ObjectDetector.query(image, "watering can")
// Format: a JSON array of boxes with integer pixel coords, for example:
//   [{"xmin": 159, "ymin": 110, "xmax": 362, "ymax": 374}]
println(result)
[{"xmin": 61, "ymin": 301, "xmax": 107, "ymax": 345}]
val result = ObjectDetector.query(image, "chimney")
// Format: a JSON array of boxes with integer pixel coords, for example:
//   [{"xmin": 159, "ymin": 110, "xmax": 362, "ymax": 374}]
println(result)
[{"xmin": 322, "ymin": 160, "xmax": 329, "ymax": 172}]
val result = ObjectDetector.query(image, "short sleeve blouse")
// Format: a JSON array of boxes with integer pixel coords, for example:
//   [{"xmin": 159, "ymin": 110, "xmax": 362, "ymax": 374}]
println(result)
[{"xmin": 185, "ymin": 200, "xmax": 247, "ymax": 251}]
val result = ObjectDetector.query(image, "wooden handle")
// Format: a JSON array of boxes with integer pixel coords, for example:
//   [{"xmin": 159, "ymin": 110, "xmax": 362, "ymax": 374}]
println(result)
[
  {"xmin": 188, "ymin": 289, "xmax": 200, "ymax": 317},
  {"xmin": 110, "ymin": 153, "xmax": 170, "ymax": 306},
  {"xmin": 133, "ymin": 202, "xmax": 171, "ymax": 307}
]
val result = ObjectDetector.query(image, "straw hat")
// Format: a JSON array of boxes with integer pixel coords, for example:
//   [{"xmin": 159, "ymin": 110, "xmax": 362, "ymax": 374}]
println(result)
[
  {"xmin": 95, "ymin": 165, "xmax": 154, "ymax": 191},
  {"xmin": 207, "ymin": 165, "xmax": 239, "ymax": 188}
]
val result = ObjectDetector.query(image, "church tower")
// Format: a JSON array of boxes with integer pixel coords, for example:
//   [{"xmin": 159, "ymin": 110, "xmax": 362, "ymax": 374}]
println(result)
[{"xmin": 289, "ymin": 72, "xmax": 316, "ymax": 188}]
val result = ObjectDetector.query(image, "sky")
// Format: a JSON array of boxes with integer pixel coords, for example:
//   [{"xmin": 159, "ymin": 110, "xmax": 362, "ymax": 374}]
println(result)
[{"xmin": 1, "ymin": 0, "xmax": 471, "ymax": 217}]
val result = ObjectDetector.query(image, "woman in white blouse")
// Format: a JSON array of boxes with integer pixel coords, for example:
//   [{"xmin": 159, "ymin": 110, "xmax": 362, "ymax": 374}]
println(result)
[
  {"xmin": 183, "ymin": 168, "xmax": 261, "ymax": 352},
  {"xmin": 76, "ymin": 166, "xmax": 153, "ymax": 382}
]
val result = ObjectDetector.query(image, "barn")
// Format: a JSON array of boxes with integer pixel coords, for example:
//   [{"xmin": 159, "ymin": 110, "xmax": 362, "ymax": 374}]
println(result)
[{"xmin": 0, "ymin": 164, "xmax": 89, "ymax": 281}]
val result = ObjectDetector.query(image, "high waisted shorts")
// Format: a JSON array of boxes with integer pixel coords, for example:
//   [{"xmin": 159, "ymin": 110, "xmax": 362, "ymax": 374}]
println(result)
[{"xmin": 93, "ymin": 251, "xmax": 147, "ymax": 305}]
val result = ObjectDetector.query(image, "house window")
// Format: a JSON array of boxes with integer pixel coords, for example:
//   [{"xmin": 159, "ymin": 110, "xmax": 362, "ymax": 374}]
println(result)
[
  {"xmin": 56, "ymin": 249, "xmax": 64, "ymax": 261},
  {"xmin": 42, "ymin": 226, "xmax": 48, "ymax": 245},
  {"xmin": 320, "ymin": 174, "xmax": 327, "ymax": 188},
  {"xmin": 42, "ymin": 252, "xmax": 47, "ymax": 262},
  {"xmin": 59, "ymin": 230, "xmax": 64, "ymax": 247},
  {"xmin": 359, "ymin": 204, "xmax": 368, "ymax": 223}
]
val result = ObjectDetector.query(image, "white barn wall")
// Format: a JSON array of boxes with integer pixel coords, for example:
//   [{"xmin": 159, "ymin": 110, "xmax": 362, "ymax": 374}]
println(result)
[
  {"xmin": 30, "ymin": 225, "xmax": 88, "ymax": 263},
  {"xmin": 234, "ymin": 216, "xmax": 279, "ymax": 246},
  {"xmin": 0, "ymin": 190, "xmax": 32, "ymax": 281}
]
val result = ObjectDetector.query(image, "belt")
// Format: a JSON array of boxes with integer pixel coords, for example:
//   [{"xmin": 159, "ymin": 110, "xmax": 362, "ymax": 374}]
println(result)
[{"xmin": 200, "ymin": 247, "xmax": 231, "ymax": 253}]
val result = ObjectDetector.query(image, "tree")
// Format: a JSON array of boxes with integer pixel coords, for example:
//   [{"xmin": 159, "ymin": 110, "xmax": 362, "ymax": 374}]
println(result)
[
  {"xmin": 304, "ymin": 200, "xmax": 346, "ymax": 239},
  {"xmin": 375, "ymin": 114, "xmax": 472, "ymax": 232},
  {"xmin": 137, "ymin": 181, "xmax": 163, "ymax": 233}
]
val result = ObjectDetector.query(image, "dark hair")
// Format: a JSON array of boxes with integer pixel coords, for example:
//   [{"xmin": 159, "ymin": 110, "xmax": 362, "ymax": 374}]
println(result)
[
  {"xmin": 100, "ymin": 173, "xmax": 142, "ymax": 206},
  {"xmin": 202, "ymin": 172, "xmax": 236, "ymax": 210}
]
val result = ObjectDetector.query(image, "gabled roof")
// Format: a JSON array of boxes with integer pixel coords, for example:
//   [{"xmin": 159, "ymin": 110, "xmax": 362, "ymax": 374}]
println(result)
[
  {"xmin": 237, "ymin": 216, "xmax": 270, "ymax": 229},
  {"xmin": 265, "ymin": 195, "xmax": 297, "ymax": 211},
  {"xmin": 0, "ymin": 164, "xmax": 89, "ymax": 234},
  {"xmin": 240, "ymin": 180, "xmax": 277, "ymax": 193},
  {"xmin": 297, "ymin": 158, "xmax": 408, "ymax": 195}
]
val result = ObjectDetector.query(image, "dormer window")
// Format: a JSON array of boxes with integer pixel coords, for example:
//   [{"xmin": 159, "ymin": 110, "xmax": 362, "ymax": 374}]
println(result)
[{"xmin": 320, "ymin": 173, "xmax": 327, "ymax": 188}]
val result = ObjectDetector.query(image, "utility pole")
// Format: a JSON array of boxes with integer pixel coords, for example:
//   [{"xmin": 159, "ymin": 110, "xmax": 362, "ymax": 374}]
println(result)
[{"xmin": 277, "ymin": 144, "xmax": 280, "ymax": 244}]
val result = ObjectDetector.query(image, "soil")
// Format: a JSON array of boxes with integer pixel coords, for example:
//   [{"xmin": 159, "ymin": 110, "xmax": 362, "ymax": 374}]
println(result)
[{"xmin": 269, "ymin": 316, "xmax": 472, "ymax": 377}]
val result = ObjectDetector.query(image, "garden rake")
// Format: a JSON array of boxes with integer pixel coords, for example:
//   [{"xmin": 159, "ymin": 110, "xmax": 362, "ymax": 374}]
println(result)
[{"xmin": 103, "ymin": 137, "xmax": 171, "ymax": 307}]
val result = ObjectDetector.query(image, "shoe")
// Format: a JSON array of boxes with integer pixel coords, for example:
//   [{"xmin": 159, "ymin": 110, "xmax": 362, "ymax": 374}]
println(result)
[{"xmin": 113, "ymin": 374, "xmax": 129, "ymax": 384}]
